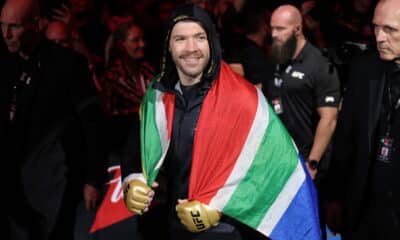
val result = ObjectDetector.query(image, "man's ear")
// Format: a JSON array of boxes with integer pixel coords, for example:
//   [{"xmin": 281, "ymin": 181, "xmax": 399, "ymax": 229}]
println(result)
[{"xmin": 295, "ymin": 25, "xmax": 302, "ymax": 35}]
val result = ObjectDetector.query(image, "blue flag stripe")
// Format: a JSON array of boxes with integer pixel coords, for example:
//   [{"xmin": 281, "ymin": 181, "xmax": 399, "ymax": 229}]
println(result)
[{"xmin": 269, "ymin": 158, "xmax": 321, "ymax": 240}]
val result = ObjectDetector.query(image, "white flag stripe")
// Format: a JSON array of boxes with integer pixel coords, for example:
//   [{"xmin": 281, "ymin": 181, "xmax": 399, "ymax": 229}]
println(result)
[
  {"xmin": 209, "ymin": 89, "xmax": 269, "ymax": 210},
  {"xmin": 257, "ymin": 161, "xmax": 305, "ymax": 236},
  {"xmin": 154, "ymin": 91, "xmax": 170, "ymax": 171}
]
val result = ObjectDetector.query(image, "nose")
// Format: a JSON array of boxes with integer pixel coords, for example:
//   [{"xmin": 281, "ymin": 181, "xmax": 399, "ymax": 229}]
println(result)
[
  {"xmin": 138, "ymin": 38, "xmax": 145, "ymax": 48},
  {"xmin": 271, "ymin": 29, "xmax": 279, "ymax": 39},
  {"xmin": 375, "ymin": 26, "xmax": 386, "ymax": 43},
  {"xmin": 185, "ymin": 38, "xmax": 198, "ymax": 51}
]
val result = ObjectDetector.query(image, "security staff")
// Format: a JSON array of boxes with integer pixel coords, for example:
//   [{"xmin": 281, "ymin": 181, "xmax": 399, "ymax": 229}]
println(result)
[
  {"xmin": 325, "ymin": 0, "xmax": 400, "ymax": 239},
  {"xmin": 263, "ymin": 5, "xmax": 340, "ymax": 181},
  {"xmin": 263, "ymin": 7, "xmax": 340, "ymax": 240}
]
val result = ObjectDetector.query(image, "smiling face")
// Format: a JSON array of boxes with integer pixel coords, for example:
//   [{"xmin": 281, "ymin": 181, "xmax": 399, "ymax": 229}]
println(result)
[
  {"xmin": 169, "ymin": 20, "xmax": 210, "ymax": 86},
  {"xmin": 121, "ymin": 25, "xmax": 145, "ymax": 60},
  {"xmin": 373, "ymin": 1, "xmax": 400, "ymax": 63}
]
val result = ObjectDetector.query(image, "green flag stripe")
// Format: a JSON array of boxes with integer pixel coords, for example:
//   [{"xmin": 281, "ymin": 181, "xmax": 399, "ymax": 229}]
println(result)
[
  {"xmin": 141, "ymin": 87, "xmax": 165, "ymax": 185},
  {"xmin": 257, "ymin": 161, "xmax": 305, "ymax": 235},
  {"xmin": 154, "ymin": 90, "xmax": 170, "ymax": 171},
  {"xmin": 221, "ymin": 100, "xmax": 299, "ymax": 228}
]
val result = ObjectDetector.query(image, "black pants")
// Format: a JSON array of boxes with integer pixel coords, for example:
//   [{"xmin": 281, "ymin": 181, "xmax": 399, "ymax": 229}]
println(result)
[
  {"xmin": 169, "ymin": 216, "xmax": 243, "ymax": 240},
  {"xmin": 8, "ymin": 185, "xmax": 47, "ymax": 240},
  {"xmin": 168, "ymin": 215, "xmax": 271, "ymax": 240},
  {"xmin": 345, "ymin": 199, "xmax": 400, "ymax": 240}
]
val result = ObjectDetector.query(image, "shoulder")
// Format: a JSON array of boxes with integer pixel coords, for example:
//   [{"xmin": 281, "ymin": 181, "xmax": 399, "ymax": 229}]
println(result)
[
  {"xmin": 300, "ymin": 43, "xmax": 337, "ymax": 80},
  {"xmin": 345, "ymin": 48, "xmax": 383, "ymax": 91},
  {"xmin": 351, "ymin": 48, "xmax": 381, "ymax": 67},
  {"xmin": 304, "ymin": 42, "xmax": 330, "ymax": 64},
  {"xmin": 348, "ymin": 48, "xmax": 383, "ymax": 77},
  {"xmin": 140, "ymin": 61, "xmax": 156, "ymax": 80},
  {"xmin": 141, "ymin": 61, "xmax": 156, "ymax": 74},
  {"xmin": 40, "ymin": 40, "xmax": 88, "ymax": 68},
  {"xmin": 102, "ymin": 60, "xmax": 124, "ymax": 79},
  {"xmin": 298, "ymin": 43, "xmax": 333, "ymax": 75}
]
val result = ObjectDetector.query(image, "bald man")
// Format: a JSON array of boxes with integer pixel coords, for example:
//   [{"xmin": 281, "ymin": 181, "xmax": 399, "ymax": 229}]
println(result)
[
  {"xmin": 263, "ymin": 7, "xmax": 340, "ymax": 238},
  {"xmin": 0, "ymin": 0, "xmax": 41, "ymax": 58},
  {"xmin": 45, "ymin": 21, "xmax": 72, "ymax": 48},
  {"xmin": 0, "ymin": 0, "xmax": 107, "ymax": 239},
  {"xmin": 263, "ymin": 4, "xmax": 340, "ymax": 181},
  {"xmin": 325, "ymin": 0, "xmax": 400, "ymax": 239}
]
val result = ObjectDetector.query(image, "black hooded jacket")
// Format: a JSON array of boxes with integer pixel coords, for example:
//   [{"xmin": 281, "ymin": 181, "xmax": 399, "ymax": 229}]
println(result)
[
  {"xmin": 158, "ymin": 6, "xmax": 245, "ymax": 239},
  {"xmin": 120, "ymin": 4, "xmax": 245, "ymax": 240},
  {"xmin": 154, "ymin": 3, "xmax": 223, "ymax": 209}
]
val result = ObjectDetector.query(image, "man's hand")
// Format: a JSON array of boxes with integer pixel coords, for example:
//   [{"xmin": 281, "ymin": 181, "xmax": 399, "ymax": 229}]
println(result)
[
  {"xmin": 175, "ymin": 200, "xmax": 221, "ymax": 232},
  {"xmin": 123, "ymin": 179, "xmax": 154, "ymax": 215},
  {"xmin": 305, "ymin": 162, "xmax": 318, "ymax": 180},
  {"xmin": 83, "ymin": 184, "xmax": 101, "ymax": 210}
]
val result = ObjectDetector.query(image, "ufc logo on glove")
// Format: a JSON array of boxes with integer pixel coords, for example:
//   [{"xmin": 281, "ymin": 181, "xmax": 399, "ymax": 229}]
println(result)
[{"xmin": 191, "ymin": 210, "xmax": 206, "ymax": 230}]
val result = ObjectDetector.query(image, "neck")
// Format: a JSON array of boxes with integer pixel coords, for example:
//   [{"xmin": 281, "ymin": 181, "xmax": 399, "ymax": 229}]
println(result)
[
  {"xmin": 178, "ymin": 73, "xmax": 203, "ymax": 86},
  {"xmin": 18, "ymin": 35, "xmax": 41, "ymax": 60},
  {"xmin": 292, "ymin": 37, "xmax": 306, "ymax": 60}
]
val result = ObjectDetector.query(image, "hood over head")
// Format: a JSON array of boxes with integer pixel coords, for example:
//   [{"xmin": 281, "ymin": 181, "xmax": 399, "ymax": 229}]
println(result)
[{"xmin": 159, "ymin": 3, "xmax": 221, "ymax": 89}]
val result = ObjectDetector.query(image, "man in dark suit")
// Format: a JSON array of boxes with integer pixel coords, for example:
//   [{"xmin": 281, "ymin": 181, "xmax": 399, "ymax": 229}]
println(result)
[
  {"xmin": 0, "ymin": 0, "xmax": 107, "ymax": 239},
  {"xmin": 325, "ymin": 0, "xmax": 400, "ymax": 239}
]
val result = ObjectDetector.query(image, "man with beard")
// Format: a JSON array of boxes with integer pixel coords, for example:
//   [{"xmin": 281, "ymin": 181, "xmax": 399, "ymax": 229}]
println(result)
[
  {"xmin": 263, "ymin": 4, "xmax": 340, "ymax": 182},
  {"xmin": 121, "ymin": 3, "xmax": 321, "ymax": 240},
  {"xmin": 262, "ymin": 6, "xmax": 340, "ymax": 238}
]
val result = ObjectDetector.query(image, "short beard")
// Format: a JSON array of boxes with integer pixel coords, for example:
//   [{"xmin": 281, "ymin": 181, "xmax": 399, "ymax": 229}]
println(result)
[{"xmin": 268, "ymin": 33, "xmax": 297, "ymax": 65}]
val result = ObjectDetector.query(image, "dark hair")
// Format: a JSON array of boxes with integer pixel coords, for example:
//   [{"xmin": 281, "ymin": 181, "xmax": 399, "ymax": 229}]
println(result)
[
  {"xmin": 113, "ymin": 21, "xmax": 142, "ymax": 42},
  {"xmin": 104, "ymin": 21, "xmax": 144, "ymax": 66}
]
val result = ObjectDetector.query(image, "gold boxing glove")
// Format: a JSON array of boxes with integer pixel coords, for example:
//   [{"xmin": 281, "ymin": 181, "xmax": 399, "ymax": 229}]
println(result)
[
  {"xmin": 123, "ymin": 179, "xmax": 153, "ymax": 215},
  {"xmin": 175, "ymin": 200, "xmax": 221, "ymax": 232}
]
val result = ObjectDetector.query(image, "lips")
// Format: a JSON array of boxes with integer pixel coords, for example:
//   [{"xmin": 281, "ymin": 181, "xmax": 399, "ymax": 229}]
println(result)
[
  {"xmin": 180, "ymin": 54, "xmax": 203, "ymax": 66},
  {"xmin": 377, "ymin": 43, "xmax": 388, "ymax": 50},
  {"xmin": 378, "ymin": 47, "xmax": 389, "ymax": 53},
  {"xmin": 183, "ymin": 57, "xmax": 200, "ymax": 63},
  {"xmin": 180, "ymin": 52, "xmax": 202, "ymax": 58},
  {"xmin": 5, "ymin": 41, "xmax": 17, "ymax": 49}
]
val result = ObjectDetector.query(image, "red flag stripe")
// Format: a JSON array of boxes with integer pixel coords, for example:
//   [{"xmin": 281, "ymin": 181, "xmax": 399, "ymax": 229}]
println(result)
[
  {"xmin": 162, "ymin": 92, "xmax": 175, "ymax": 140},
  {"xmin": 189, "ymin": 62, "xmax": 258, "ymax": 203}
]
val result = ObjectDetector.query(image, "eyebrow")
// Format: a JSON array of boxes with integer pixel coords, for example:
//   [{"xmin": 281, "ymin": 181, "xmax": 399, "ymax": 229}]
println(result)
[
  {"xmin": 171, "ymin": 31, "xmax": 207, "ymax": 38},
  {"xmin": 373, "ymin": 21, "xmax": 400, "ymax": 30}
]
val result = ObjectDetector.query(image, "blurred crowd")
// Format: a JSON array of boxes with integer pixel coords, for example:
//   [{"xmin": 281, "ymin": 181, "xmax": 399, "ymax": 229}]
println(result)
[{"xmin": 1, "ymin": 0, "xmax": 390, "ymax": 240}]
